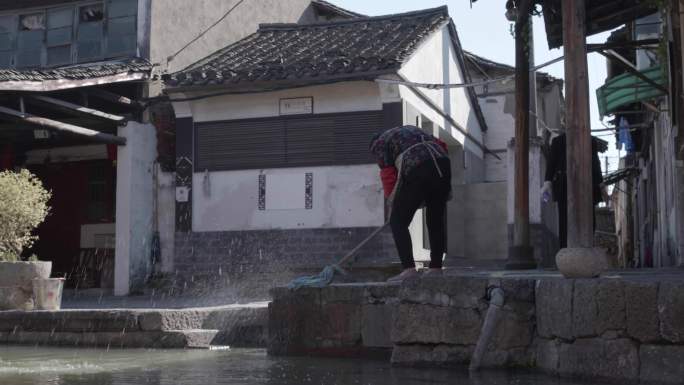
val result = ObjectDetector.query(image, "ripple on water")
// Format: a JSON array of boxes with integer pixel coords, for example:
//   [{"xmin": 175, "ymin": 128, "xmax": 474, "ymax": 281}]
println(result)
[{"xmin": 0, "ymin": 359, "xmax": 105, "ymax": 375}]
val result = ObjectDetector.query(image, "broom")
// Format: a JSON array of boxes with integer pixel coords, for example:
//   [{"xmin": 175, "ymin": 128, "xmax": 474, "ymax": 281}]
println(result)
[{"xmin": 287, "ymin": 223, "xmax": 388, "ymax": 289}]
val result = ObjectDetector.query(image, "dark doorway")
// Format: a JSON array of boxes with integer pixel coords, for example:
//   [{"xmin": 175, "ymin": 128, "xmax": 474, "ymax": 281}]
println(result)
[{"xmin": 30, "ymin": 158, "xmax": 116, "ymax": 288}]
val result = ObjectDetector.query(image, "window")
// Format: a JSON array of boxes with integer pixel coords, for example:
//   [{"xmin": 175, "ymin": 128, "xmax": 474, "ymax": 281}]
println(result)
[
  {"xmin": 16, "ymin": 13, "xmax": 45, "ymax": 67},
  {"xmin": 106, "ymin": 0, "xmax": 137, "ymax": 55},
  {"xmin": 47, "ymin": 8, "xmax": 73, "ymax": 65},
  {"xmin": 0, "ymin": 0, "xmax": 138, "ymax": 68},
  {"xmin": 0, "ymin": 15, "xmax": 15, "ymax": 66},
  {"xmin": 77, "ymin": 4, "xmax": 104, "ymax": 61}
]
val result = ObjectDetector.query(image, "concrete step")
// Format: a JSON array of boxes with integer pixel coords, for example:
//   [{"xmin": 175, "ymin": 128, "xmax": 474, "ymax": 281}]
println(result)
[
  {"xmin": 166, "ymin": 329, "xmax": 220, "ymax": 349},
  {"xmin": 0, "ymin": 303, "xmax": 268, "ymax": 349},
  {"xmin": 1, "ymin": 328, "xmax": 220, "ymax": 349}
]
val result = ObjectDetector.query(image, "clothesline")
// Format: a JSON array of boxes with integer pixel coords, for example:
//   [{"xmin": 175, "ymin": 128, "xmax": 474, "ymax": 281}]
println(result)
[{"xmin": 375, "ymin": 55, "xmax": 565, "ymax": 90}]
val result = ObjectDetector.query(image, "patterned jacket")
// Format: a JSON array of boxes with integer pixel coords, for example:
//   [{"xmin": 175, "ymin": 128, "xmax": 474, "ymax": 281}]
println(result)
[
  {"xmin": 370, "ymin": 125, "xmax": 448, "ymax": 177},
  {"xmin": 370, "ymin": 125, "xmax": 448, "ymax": 198}
]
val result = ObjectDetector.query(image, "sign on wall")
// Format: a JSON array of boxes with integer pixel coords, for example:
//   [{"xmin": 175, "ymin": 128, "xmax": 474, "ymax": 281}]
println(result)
[
  {"xmin": 279, "ymin": 97, "xmax": 313, "ymax": 115},
  {"xmin": 176, "ymin": 186, "xmax": 190, "ymax": 203}
]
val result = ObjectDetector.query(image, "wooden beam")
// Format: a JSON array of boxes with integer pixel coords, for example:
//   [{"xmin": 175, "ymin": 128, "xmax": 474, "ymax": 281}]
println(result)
[
  {"xmin": 85, "ymin": 88, "xmax": 144, "ymax": 109},
  {"xmin": 0, "ymin": 72, "xmax": 147, "ymax": 92},
  {"xmin": 563, "ymin": 0, "xmax": 594, "ymax": 248},
  {"xmin": 398, "ymin": 78, "xmax": 500, "ymax": 160},
  {"xmin": 27, "ymin": 95, "xmax": 126, "ymax": 122},
  {"xmin": 507, "ymin": 0, "xmax": 536, "ymax": 269},
  {"xmin": 586, "ymin": 38, "xmax": 660, "ymax": 53},
  {"xmin": 0, "ymin": 105, "xmax": 126, "ymax": 146}
]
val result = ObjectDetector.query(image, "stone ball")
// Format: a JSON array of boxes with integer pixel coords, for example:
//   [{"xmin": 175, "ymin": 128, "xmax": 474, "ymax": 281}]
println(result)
[{"xmin": 556, "ymin": 247, "xmax": 609, "ymax": 278}]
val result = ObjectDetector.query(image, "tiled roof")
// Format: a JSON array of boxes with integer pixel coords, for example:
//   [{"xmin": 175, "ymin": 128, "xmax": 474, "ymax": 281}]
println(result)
[
  {"xmin": 165, "ymin": 6, "xmax": 450, "ymax": 89},
  {"xmin": 0, "ymin": 58, "xmax": 152, "ymax": 84},
  {"xmin": 464, "ymin": 51, "xmax": 560, "ymax": 85}
]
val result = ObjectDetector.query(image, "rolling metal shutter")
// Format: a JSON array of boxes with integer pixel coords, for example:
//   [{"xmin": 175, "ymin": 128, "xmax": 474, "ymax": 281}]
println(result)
[{"xmin": 195, "ymin": 110, "xmax": 383, "ymax": 171}]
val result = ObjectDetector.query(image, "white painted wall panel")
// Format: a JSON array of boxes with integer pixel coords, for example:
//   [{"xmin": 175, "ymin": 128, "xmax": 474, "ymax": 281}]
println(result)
[
  {"xmin": 481, "ymin": 95, "xmax": 515, "ymax": 151},
  {"xmin": 192, "ymin": 164, "xmax": 384, "ymax": 232},
  {"xmin": 115, "ymin": 122, "xmax": 157, "ymax": 296},
  {"xmin": 158, "ymin": 170, "xmax": 175, "ymax": 273},
  {"xmin": 189, "ymin": 81, "xmax": 383, "ymax": 123},
  {"xmin": 265, "ymin": 173, "xmax": 306, "ymax": 210},
  {"xmin": 397, "ymin": 25, "xmax": 483, "ymax": 159}
]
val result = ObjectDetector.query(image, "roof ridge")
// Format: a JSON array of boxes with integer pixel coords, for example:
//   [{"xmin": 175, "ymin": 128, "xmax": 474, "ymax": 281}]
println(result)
[
  {"xmin": 463, "ymin": 50, "xmax": 561, "ymax": 82},
  {"xmin": 166, "ymin": 6, "xmax": 451, "ymax": 90},
  {"xmin": 259, "ymin": 5, "xmax": 448, "ymax": 31},
  {"xmin": 310, "ymin": 0, "xmax": 366, "ymax": 18}
]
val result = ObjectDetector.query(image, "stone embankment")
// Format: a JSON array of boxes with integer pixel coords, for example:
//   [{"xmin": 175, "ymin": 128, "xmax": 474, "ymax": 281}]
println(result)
[
  {"xmin": 268, "ymin": 272, "xmax": 684, "ymax": 384},
  {"xmin": 0, "ymin": 303, "xmax": 268, "ymax": 349}
]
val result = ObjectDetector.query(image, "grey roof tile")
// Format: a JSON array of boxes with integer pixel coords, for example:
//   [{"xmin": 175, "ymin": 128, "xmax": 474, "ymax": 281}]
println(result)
[
  {"xmin": 0, "ymin": 58, "xmax": 152, "ymax": 84},
  {"xmin": 165, "ymin": 6, "xmax": 450, "ymax": 89}
]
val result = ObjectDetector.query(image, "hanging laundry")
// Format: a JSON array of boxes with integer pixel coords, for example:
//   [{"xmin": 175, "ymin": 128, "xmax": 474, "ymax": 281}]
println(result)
[{"xmin": 618, "ymin": 117, "xmax": 635, "ymax": 153}]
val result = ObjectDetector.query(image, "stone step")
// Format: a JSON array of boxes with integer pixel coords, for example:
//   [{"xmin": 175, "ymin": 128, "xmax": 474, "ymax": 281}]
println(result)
[
  {"xmin": 0, "ymin": 303, "xmax": 269, "ymax": 348},
  {"xmin": 1, "ymin": 328, "xmax": 220, "ymax": 349},
  {"xmin": 0, "ymin": 304, "xmax": 268, "ymax": 332},
  {"xmin": 166, "ymin": 329, "xmax": 220, "ymax": 349}
]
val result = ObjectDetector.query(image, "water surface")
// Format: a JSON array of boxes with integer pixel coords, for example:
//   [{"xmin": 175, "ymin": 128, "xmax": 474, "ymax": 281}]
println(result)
[{"xmin": 0, "ymin": 346, "xmax": 613, "ymax": 385}]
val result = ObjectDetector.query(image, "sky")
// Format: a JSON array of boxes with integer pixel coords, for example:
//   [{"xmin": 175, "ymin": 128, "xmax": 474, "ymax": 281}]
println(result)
[{"xmin": 334, "ymin": 0, "xmax": 620, "ymax": 173}]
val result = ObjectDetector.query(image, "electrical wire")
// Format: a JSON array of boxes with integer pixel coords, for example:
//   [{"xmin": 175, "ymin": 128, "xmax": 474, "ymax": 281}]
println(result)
[
  {"xmin": 167, "ymin": 0, "xmax": 247, "ymax": 63},
  {"xmin": 375, "ymin": 54, "xmax": 565, "ymax": 90}
]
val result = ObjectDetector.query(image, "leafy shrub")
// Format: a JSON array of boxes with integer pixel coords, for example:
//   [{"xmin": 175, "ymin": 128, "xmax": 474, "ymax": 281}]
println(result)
[{"xmin": 0, "ymin": 169, "xmax": 51, "ymax": 262}]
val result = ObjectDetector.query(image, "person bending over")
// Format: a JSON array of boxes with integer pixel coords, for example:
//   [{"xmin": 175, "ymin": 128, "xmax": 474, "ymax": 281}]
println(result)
[{"xmin": 369, "ymin": 125, "xmax": 451, "ymax": 282}]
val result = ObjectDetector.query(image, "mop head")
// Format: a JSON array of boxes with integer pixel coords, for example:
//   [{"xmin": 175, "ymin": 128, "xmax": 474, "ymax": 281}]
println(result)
[{"xmin": 287, "ymin": 264, "xmax": 347, "ymax": 290}]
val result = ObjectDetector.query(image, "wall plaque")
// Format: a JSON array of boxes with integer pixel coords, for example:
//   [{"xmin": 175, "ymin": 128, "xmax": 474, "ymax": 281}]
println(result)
[{"xmin": 280, "ymin": 97, "xmax": 313, "ymax": 115}]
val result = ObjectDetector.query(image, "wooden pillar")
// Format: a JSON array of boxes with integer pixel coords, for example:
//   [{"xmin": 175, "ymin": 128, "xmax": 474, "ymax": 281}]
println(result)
[
  {"xmin": 507, "ymin": 0, "xmax": 536, "ymax": 269},
  {"xmin": 562, "ymin": 0, "xmax": 594, "ymax": 248}
]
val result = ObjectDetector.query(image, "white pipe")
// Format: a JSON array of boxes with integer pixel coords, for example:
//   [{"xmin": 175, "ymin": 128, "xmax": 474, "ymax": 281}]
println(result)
[{"xmin": 469, "ymin": 287, "xmax": 505, "ymax": 371}]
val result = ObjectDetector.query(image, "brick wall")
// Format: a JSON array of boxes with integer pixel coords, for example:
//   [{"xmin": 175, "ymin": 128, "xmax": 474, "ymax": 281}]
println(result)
[{"xmin": 173, "ymin": 227, "xmax": 399, "ymax": 299}]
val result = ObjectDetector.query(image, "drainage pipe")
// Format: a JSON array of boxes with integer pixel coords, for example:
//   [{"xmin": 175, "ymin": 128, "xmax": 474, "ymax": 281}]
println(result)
[{"xmin": 469, "ymin": 287, "xmax": 505, "ymax": 371}]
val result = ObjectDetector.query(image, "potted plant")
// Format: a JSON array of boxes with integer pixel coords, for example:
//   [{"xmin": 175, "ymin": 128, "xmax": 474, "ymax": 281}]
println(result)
[{"xmin": 0, "ymin": 169, "xmax": 51, "ymax": 310}]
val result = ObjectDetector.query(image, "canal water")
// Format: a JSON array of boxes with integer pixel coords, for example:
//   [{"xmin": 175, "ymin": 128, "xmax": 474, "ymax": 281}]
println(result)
[{"xmin": 0, "ymin": 346, "xmax": 613, "ymax": 385}]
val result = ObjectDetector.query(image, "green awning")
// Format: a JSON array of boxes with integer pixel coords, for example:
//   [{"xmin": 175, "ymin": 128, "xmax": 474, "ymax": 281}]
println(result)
[{"xmin": 596, "ymin": 65, "xmax": 667, "ymax": 117}]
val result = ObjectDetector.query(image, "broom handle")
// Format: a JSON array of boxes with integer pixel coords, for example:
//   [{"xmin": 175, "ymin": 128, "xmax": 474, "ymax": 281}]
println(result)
[{"xmin": 337, "ymin": 223, "xmax": 389, "ymax": 268}]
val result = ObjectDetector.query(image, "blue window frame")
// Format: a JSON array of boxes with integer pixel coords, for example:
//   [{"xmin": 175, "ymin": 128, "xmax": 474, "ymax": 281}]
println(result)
[{"xmin": 0, "ymin": 0, "xmax": 138, "ymax": 69}]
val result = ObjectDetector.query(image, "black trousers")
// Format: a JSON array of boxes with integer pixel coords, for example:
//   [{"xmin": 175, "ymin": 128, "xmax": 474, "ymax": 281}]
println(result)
[{"xmin": 390, "ymin": 158, "xmax": 451, "ymax": 269}]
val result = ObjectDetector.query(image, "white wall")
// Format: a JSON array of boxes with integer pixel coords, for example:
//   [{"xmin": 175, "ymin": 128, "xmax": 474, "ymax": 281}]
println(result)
[
  {"xmin": 115, "ymin": 122, "xmax": 157, "ymax": 296},
  {"xmin": 397, "ymin": 25, "xmax": 484, "ymax": 159},
  {"xmin": 185, "ymin": 81, "xmax": 386, "ymax": 233},
  {"xmin": 189, "ymin": 81, "xmax": 382, "ymax": 122},
  {"xmin": 151, "ymin": 0, "xmax": 313, "ymax": 74},
  {"xmin": 462, "ymin": 182, "xmax": 508, "ymax": 260},
  {"xmin": 507, "ymin": 139, "xmax": 544, "ymax": 224},
  {"xmin": 394, "ymin": 24, "xmax": 487, "ymax": 264},
  {"xmin": 158, "ymin": 170, "xmax": 176, "ymax": 273},
  {"xmin": 193, "ymin": 165, "xmax": 384, "ymax": 232}
]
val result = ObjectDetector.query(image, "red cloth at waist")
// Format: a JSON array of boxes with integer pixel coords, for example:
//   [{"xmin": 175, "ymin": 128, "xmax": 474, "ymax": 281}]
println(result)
[{"xmin": 380, "ymin": 166, "xmax": 398, "ymax": 198}]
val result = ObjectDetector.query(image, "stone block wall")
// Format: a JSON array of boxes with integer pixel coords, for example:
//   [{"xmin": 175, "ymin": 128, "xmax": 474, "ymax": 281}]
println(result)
[
  {"xmin": 269, "ymin": 275, "xmax": 684, "ymax": 384},
  {"xmin": 391, "ymin": 276, "xmax": 536, "ymax": 368},
  {"xmin": 535, "ymin": 279, "xmax": 684, "ymax": 383},
  {"xmin": 174, "ymin": 227, "xmax": 398, "ymax": 299},
  {"xmin": 268, "ymin": 283, "xmax": 399, "ymax": 357}
]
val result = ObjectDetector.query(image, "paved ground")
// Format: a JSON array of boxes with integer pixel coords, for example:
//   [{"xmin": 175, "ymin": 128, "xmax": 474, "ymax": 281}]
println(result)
[
  {"xmin": 60, "ymin": 267, "xmax": 684, "ymax": 309},
  {"xmin": 439, "ymin": 267, "xmax": 684, "ymax": 280}
]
